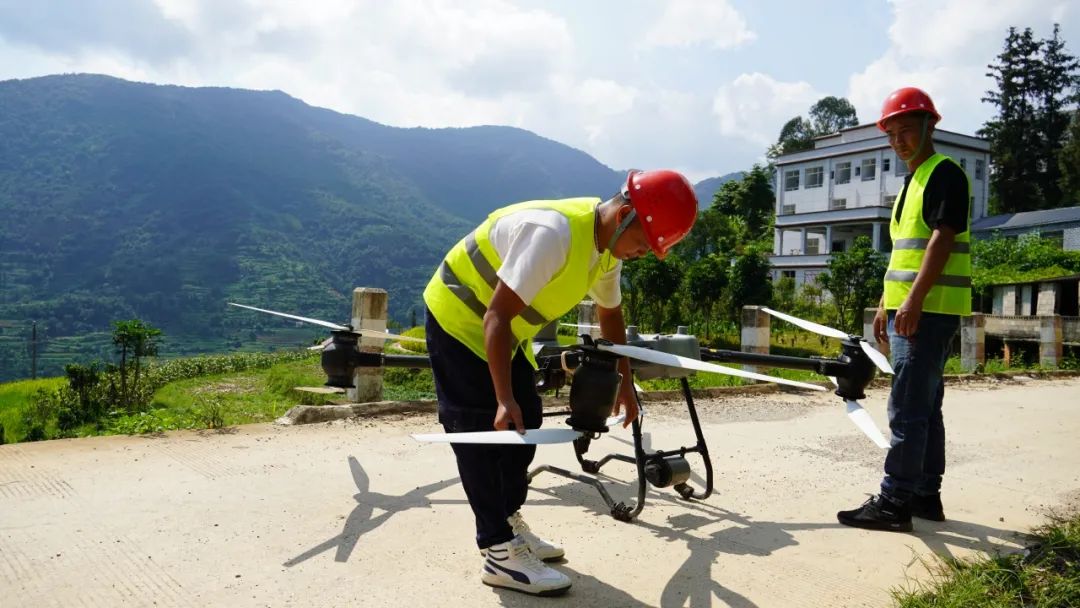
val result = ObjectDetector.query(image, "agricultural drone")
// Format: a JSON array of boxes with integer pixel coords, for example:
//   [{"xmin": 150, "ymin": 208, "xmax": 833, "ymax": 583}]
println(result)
[{"xmin": 229, "ymin": 302, "xmax": 893, "ymax": 521}]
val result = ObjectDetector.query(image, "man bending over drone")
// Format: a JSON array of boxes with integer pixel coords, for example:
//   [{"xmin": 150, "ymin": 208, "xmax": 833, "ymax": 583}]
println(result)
[{"xmin": 421, "ymin": 170, "xmax": 698, "ymax": 596}]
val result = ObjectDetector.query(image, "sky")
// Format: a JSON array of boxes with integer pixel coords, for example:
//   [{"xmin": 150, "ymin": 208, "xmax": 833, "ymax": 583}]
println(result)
[{"xmin": 0, "ymin": 0, "xmax": 1076, "ymax": 182}]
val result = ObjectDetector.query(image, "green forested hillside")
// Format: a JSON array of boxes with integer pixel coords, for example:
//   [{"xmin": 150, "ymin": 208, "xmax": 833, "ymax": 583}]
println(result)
[{"xmin": 0, "ymin": 74, "xmax": 628, "ymax": 380}]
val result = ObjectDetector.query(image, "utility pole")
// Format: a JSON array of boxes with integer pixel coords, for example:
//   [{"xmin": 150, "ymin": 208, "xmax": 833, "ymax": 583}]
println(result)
[{"xmin": 30, "ymin": 321, "xmax": 37, "ymax": 380}]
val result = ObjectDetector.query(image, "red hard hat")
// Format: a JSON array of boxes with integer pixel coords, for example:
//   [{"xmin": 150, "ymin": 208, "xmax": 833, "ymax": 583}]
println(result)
[
  {"xmin": 877, "ymin": 87, "xmax": 941, "ymax": 131},
  {"xmin": 622, "ymin": 169, "xmax": 698, "ymax": 260}
]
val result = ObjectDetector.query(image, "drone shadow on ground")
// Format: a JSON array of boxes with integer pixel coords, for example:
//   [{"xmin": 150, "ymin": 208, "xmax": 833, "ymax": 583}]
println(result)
[
  {"xmin": 283, "ymin": 455, "xmax": 464, "ymax": 566},
  {"xmin": 527, "ymin": 458, "xmax": 1029, "ymax": 608}
]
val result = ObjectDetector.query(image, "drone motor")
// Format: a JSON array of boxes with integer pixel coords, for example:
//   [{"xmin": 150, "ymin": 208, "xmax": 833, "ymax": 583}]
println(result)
[
  {"xmin": 566, "ymin": 348, "xmax": 623, "ymax": 434},
  {"xmin": 644, "ymin": 455, "xmax": 692, "ymax": 488}
]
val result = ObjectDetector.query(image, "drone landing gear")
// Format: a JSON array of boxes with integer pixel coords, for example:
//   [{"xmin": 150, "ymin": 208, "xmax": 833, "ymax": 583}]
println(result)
[{"xmin": 527, "ymin": 377, "xmax": 714, "ymax": 522}]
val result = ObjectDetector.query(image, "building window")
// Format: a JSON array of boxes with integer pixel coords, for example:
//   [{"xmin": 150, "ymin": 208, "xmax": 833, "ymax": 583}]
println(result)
[
  {"xmin": 1044, "ymin": 230, "xmax": 1064, "ymax": 249},
  {"xmin": 782, "ymin": 270, "xmax": 796, "ymax": 280},
  {"xmin": 835, "ymin": 161, "xmax": 851, "ymax": 184},
  {"xmin": 782, "ymin": 204, "xmax": 796, "ymax": 215},
  {"xmin": 895, "ymin": 155, "xmax": 908, "ymax": 176},
  {"xmin": 861, "ymin": 158, "xmax": 877, "ymax": 181},
  {"xmin": 830, "ymin": 198, "xmax": 847, "ymax": 210},
  {"xmin": 883, "ymin": 157, "xmax": 891, "ymax": 172},
  {"xmin": 960, "ymin": 158, "xmax": 967, "ymax": 171},
  {"xmin": 806, "ymin": 166, "xmax": 824, "ymax": 189},
  {"xmin": 784, "ymin": 169, "xmax": 800, "ymax": 191},
  {"xmin": 831, "ymin": 240, "xmax": 846, "ymax": 253},
  {"xmin": 884, "ymin": 194, "xmax": 897, "ymax": 207},
  {"xmin": 975, "ymin": 159, "xmax": 985, "ymax": 180},
  {"xmin": 806, "ymin": 241, "xmax": 820, "ymax": 255}
]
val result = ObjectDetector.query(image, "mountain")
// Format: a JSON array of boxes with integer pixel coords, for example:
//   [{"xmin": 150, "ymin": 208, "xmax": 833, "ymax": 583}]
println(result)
[
  {"xmin": 0, "ymin": 74, "xmax": 735, "ymax": 381},
  {"xmin": 693, "ymin": 171, "xmax": 745, "ymax": 208}
]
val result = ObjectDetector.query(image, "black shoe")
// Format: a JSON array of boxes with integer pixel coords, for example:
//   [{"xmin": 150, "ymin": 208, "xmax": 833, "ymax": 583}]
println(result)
[
  {"xmin": 837, "ymin": 495, "xmax": 912, "ymax": 532},
  {"xmin": 910, "ymin": 494, "xmax": 945, "ymax": 521}
]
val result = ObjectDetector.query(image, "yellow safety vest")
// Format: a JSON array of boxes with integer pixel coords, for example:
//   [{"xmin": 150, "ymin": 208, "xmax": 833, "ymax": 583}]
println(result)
[
  {"xmin": 423, "ymin": 198, "xmax": 618, "ymax": 367},
  {"xmin": 883, "ymin": 153, "xmax": 972, "ymax": 315}
]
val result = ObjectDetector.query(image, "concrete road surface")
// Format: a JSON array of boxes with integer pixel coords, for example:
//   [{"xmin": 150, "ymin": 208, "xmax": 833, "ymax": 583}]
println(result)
[{"xmin": 1, "ymin": 377, "xmax": 1078, "ymax": 607}]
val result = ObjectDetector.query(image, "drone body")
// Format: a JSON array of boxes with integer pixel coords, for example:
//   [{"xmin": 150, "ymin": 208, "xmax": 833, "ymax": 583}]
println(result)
[{"xmin": 229, "ymin": 301, "xmax": 893, "ymax": 519}]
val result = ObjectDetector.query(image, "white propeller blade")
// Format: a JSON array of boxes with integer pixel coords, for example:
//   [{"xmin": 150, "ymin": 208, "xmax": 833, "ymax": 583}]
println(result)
[
  {"xmin": 228, "ymin": 303, "xmax": 425, "ymax": 343},
  {"xmin": 845, "ymin": 400, "xmax": 891, "ymax": 449},
  {"xmin": 230, "ymin": 302, "xmax": 348, "ymax": 331},
  {"xmin": 412, "ymin": 411, "xmax": 633, "ymax": 445},
  {"xmin": 294, "ymin": 386, "xmax": 345, "ymax": 394},
  {"xmin": 762, "ymin": 308, "xmax": 894, "ymax": 375},
  {"xmin": 860, "ymin": 342, "xmax": 895, "ymax": 375},
  {"xmin": 596, "ymin": 343, "xmax": 825, "ymax": 392},
  {"xmin": 412, "ymin": 429, "xmax": 584, "ymax": 445},
  {"xmin": 761, "ymin": 307, "xmax": 848, "ymax": 339}
]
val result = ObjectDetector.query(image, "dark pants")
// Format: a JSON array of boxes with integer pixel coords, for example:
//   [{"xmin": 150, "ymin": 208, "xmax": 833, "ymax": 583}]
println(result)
[
  {"xmin": 425, "ymin": 309, "xmax": 543, "ymax": 549},
  {"xmin": 880, "ymin": 310, "xmax": 959, "ymax": 502}
]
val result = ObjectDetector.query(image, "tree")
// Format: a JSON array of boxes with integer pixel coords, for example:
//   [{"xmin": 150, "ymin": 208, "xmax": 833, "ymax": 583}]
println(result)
[
  {"xmin": 711, "ymin": 165, "xmax": 775, "ymax": 242},
  {"xmin": 683, "ymin": 255, "xmax": 729, "ymax": 338},
  {"xmin": 1060, "ymin": 110, "xmax": 1080, "ymax": 202},
  {"xmin": 768, "ymin": 97, "xmax": 859, "ymax": 161},
  {"xmin": 727, "ymin": 247, "xmax": 773, "ymax": 316},
  {"xmin": 625, "ymin": 256, "xmax": 683, "ymax": 331},
  {"xmin": 817, "ymin": 236, "xmax": 887, "ymax": 334},
  {"xmin": 982, "ymin": 24, "xmax": 1079, "ymax": 212},
  {"xmin": 1035, "ymin": 24, "xmax": 1080, "ymax": 208},
  {"xmin": 808, "ymin": 96, "xmax": 859, "ymax": 136},
  {"xmin": 111, "ymin": 319, "xmax": 163, "ymax": 411}
]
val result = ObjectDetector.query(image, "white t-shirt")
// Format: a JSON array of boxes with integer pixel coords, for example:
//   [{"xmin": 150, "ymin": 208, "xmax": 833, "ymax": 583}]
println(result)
[{"xmin": 488, "ymin": 208, "xmax": 622, "ymax": 309}]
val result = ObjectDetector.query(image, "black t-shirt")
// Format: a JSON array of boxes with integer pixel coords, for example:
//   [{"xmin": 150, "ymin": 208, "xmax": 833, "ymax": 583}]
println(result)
[{"xmin": 894, "ymin": 158, "xmax": 970, "ymax": 234}]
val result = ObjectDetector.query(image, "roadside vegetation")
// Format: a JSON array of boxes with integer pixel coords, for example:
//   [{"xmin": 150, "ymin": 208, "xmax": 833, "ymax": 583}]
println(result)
[{"xmin": 893, "ymin": 509, "xmax": 1080, "ymax": 608}]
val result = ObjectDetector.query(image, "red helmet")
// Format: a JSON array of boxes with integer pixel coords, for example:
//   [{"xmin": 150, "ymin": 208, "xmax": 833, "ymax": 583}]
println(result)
[
  {"xmin": 877, "ymin": 87, "xmax": 941, "ymax": 131},
  {"xmin": 621, "ymin": 169, "xmax": 698, "ymax": 260}
]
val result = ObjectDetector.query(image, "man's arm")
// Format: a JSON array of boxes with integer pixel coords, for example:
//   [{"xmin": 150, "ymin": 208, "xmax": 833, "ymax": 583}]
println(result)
[
  {"xmin": 597, "ymin": 304, "xmax": 638, "ymax": 427},
  {"xmin": 484, "ymin": 282, "xmax": 528, "ymax": 433}
]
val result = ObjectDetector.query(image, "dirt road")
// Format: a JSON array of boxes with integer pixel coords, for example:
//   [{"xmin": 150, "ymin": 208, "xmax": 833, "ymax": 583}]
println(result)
[{"xmin": 2, "ymin": 377, "xmax": 1078, "ymax": 607}]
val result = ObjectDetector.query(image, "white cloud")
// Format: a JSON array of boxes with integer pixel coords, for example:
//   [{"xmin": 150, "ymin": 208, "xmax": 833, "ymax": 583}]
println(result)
[
  {"xmin": 712, "ymin": 73, "xmax": 821, "ymax": 147},
  {"xmin": 848, "ymin": 0, "xmax": 1077, "ymax": 136},
  {"xmin": 643, "ymin": 0, "xmax": 756, "ymax": 49}
]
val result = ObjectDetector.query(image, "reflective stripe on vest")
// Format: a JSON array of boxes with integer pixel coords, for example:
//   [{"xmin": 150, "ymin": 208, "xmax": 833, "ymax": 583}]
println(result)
[
  {"xmin": 423, "ymin": 197, "xmax": 616, "ymax": 366},
  {"xmin": 883, "ymin": 153, "xmax": 972, "ymax": 315},
  {"xmin": 437, "ymin": 232, "xmax": 548, "ymax": 326}
]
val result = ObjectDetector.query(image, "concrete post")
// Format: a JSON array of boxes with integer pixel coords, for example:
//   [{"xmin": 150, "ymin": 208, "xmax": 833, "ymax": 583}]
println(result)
[
  {"xmin": 872, "ymin": 222, "xmax": 882, "ymax": 251},
  {"xmin": 348, "ymin": 288, "xmax": 388, "ymax": 403},
  {"xmin": 577, "ymin": 300, "xmax": 602, "ymax": 341},
  {"xmin": 1037, "ymin": 282, "xmax": 1059, "ymax": 315},
  {"xmin": 741, "ymin": 306, "xmax": 770, "ymax": 377},
  {"xmin": 800, "ymin": 228, "xmax": 807, "ymax": 255},
  {"xmin": 1039, "ymin": 316, "xmax": 1063, "ymax": 369},
  {"xmin": 862, "ymin": 307, "xmax": 889, "ymax": 359},
  {"xmin": 825, "ymin": 225, "xmax": 833, "ymax": 254},
  {"xmin": 1020, "ymin": 285, "xmax": 1033, "ymax": 316},
  {"xmin": 961, "ymin": 313, "xmax": 985, "ymax": 372},
  {"xmin": 1001, "ymin": 285, "xmax": 1017, "ymax": 316}
]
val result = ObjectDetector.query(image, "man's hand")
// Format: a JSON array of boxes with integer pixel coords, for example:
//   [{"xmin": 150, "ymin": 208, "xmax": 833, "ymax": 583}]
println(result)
[
  {"xmin": 494, "ymin": 398, "xmax": 525, "ymax": 434},
  {"xmin": 872, "ymin": 307, "xmax": 888, "ymax": 344},
  {"xmin": 611, "ymin": 385, "xmax": 639, "ymax": 428},
  {"xmin": 894, "ymin": 296, "xmax": 923, "ymax": 338}
]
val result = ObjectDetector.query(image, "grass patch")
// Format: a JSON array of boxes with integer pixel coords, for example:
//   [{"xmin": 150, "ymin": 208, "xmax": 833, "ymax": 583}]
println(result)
[
  {"xmin": 0, "ymin": 377, "xmax": 66, "ymax": 443},
  {"xmin": 893, "ymin": 510, "xmax": 1080, "ymax": 608}
]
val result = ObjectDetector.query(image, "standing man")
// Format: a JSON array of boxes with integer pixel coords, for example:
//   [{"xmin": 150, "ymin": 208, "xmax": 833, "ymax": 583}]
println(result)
[
  {"xmin": 838, "ymin": 87, "xmax": 972, "ymax": 532},
  {"xmin": 423, "ymin": 170, "xmax": 698, "ymax": 595}
]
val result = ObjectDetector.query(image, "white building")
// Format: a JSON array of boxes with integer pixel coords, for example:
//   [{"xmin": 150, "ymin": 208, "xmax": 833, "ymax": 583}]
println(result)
[{"xmin": 770, "ymin": 124, "xmax": 991, "ymax": 286}]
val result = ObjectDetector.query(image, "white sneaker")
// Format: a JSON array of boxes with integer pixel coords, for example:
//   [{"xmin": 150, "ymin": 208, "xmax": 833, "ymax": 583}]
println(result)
[
  {"xmin": 481, "ymin": 535, "xmax": 571, "ymax": 596},
  {"xmin": 508, "ymin": 511, "xmax": 565, "ymax": 561}
]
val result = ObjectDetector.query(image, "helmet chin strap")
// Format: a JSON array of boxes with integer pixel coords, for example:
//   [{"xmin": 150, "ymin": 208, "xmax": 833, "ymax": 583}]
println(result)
[
  {"xmin": 901, "ymin": 114, "xmax": 931, "ymax": 163},
  {"xmin": 607, "ymin": 207, "xmax": 637, "ymax": 254}
]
